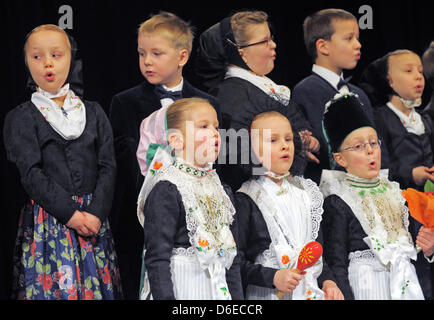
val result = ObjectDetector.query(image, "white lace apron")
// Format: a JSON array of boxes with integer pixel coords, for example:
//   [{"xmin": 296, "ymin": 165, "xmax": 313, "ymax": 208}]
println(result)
[
  {"xmin": 320, "ymin": 170, "xmax": 424, "ymax": 300},
  {"xmin": 238, "ymin": 176, "xmax": 325, "ymax": 300},
  {"xmin": 137, "ymin": 148, "xmax": 237, "ymax": 300}
]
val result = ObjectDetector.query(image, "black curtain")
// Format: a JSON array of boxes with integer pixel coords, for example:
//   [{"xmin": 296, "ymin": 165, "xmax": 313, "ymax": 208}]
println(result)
[{"xmin": 1, "ymin": 0, "xmax": 433, "ymax": 300}]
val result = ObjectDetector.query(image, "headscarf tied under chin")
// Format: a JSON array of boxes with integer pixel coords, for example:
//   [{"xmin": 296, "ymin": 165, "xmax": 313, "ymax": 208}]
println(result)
[
  {"xmin": 195, "ymin": 16, "xmax": 252, "ymax": 91},
  {"xmin": 24, "ymin": 30, "xmax": 84, "ymax": 98},
  {"xmin": 358, "ymin": 53, "xmax": 403, "ymax": 108}
]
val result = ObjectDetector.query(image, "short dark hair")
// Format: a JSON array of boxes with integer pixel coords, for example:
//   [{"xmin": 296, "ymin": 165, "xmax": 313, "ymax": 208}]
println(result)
[
  {"xmin": 422, "ymin": 41, "xmax": 434, "ymax": 89},
  {"xmin": 303, "ymin": 8, "xmax": 356, "ymax": 62}
]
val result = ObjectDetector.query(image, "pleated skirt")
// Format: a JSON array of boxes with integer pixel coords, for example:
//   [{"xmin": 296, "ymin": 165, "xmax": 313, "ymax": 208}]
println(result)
[{"xmin": 12, "ymin": 195, "xmax": 123, "ymax": 300}]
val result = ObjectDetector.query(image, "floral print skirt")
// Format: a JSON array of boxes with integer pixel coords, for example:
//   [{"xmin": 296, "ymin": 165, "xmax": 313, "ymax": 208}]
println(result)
[{"xmin": 12, "ymin": 195, "xmax": 123, "ymax": 300}]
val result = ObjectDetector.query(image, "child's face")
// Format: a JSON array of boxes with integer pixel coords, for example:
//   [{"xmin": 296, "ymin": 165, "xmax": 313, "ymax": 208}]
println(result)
[
  {"xmin": 251, "ymin": 114, "xmax": 294, "ymax": 175},
  {"xmin": 25, "ymin": 30, "xmax": 71, "ymax": 92},
  {"xmin": 182, "ymin": 103, "xmax": 221, "ymax": 167},
  {"xmin": 323, "ymin": 19, "xmax": 361, "ymax": 73},
  {"xmin": 138, "ymin": 32, "xmax": 188, "ymax": 88},
  {"xmin": 238, "ymin": 22, "xmax": 276, "ymax": 76},
  {"xmin": 334, "ymin": 127, "xmax": 381, "ymax": 179},
  {"xmin": 388, "ymin": 53, "xmax": 425, "ymax": 101}
]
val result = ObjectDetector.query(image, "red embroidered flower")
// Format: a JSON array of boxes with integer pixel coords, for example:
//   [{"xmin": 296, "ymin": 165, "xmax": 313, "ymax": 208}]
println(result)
[
  {"xmin": 67, "ymin": 287, "xmax": 78, "ymax": 300},
  {"xmin": 103, "ymin": 265, "xmax": 112, "ymax": 284},
  {"xmin": 281, "ymin": 255, "xmax": 290, "ymax": 265},
  {"xmin": 84, "ymin": 289, "xmax": 94, "ymax": 300},
  {"xmin": 153, "ymin": 161, "xmax": 163, "ymax": 170},
  {"xmin": 30, "ymin": 240, "xmax": 36, "ymax": 256},
  {"xmin": 198, "ymin": 239, "xmax": 209, "ymax": 247},
  {"xmin": 37, "ymin": 207, "xmax": 44, "ymax": 224},
  {"xmin": 41, "ymin": 274, "xmax": 53, "ymax": 291}
]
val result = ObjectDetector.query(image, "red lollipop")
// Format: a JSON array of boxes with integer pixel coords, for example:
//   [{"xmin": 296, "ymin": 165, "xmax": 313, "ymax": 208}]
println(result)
[{"xmin": 277, "ymin": 241, "xmax": 323, "ymax": 299}]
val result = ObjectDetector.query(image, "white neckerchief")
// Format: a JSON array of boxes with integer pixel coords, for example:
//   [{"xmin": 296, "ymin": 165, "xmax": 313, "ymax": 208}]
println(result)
[
  {"xmin": 31, "ymin": 84, "xmax": 86, "ymax": 140},
  {"xmin": 160, "ymin": 78, "xmax": 184, "ymax": 109},
  {"xmin": 387, "ymin": 102, "xmax": 425, "ymax": 135},
  {"xmin": 239, "ymin": 176, "xmax": 325, "ymax": 300},
  {"xmin": 312, "ymin": 64, "xmax": 348, "ymax": 92},
  {"xmin": 225, "ymin": 66, "xmax": 291, "ymax": 106}
]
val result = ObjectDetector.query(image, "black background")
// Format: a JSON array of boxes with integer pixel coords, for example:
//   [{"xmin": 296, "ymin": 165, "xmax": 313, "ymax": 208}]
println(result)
[{"xmin": 1, "ymin": 0, "xmax": 433, "ymax": 300}]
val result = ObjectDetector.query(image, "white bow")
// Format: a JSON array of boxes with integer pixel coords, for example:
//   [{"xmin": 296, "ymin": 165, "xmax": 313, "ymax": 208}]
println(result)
[{"xmin": 364, "ymin": 235, "xmax": 424, "ymax": 300}]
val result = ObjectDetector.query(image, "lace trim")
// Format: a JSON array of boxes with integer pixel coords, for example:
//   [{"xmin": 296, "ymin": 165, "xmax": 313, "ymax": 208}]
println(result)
[
  {"xmin": 320, "ymin": 171, "xmax": 411, "ymax": 243},
  {"xmin": 172, "ymin": 246, "xmax": 197, "ymax": 257},
  {"xmin": 348, "ymin": 250, "xmax": 388, "ymax": 271},
  {"xmin": 348, "ymin": 249, "xmax": 376, "ymax": 262},
  {"xmin": 162, "ymin": 165, "xmax": 237, "ymax": 267}
]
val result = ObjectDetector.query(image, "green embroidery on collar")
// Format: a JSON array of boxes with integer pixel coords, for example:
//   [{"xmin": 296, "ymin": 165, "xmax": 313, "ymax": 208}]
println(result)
[{"xmin": 174, "ymin": 161, "xmax": 209, "ymax": 177}]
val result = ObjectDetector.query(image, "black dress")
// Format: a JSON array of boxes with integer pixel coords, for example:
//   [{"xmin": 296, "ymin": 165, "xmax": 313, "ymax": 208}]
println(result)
[
  {"xmin": 375, "ymin": 104, "xmax": 434, "ymax": 190},
  {"xmin": 142, "ymin": 180, "xmax": 243, "ymax": 300},
  {"xmin": 322, "ymin": 195, "xmax": 370, "ymax": 300},
  {"xmin": 108, "ymin": 79, "xmax": 220, "ymax": 299}
]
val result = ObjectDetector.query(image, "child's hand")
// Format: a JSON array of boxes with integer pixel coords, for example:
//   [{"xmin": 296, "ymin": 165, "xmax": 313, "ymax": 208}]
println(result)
[
  {"xmin": 416, "ymin": 226, "xmax": 434, "ymax": 257},
  {"xmin": 82, "ymin": 211, "xmax": 102, "ymax": 235},
  {"xmin": 66, "ymin": 210, "xmax": 95, "ymax": 237},
  {"xmin": 412, "ymin": 166, "xmax": 434, "ymax": 186},
  {"xmin": 273, "ymin": 269, "xmax": 305, "ymax": 293},
  {"xmin": 322, "ymin": 280, "xmax": 345, "ymax": 300},
  {"xmin": 308, "ymin": 135, "xmax": 320, "ymax": 153}
]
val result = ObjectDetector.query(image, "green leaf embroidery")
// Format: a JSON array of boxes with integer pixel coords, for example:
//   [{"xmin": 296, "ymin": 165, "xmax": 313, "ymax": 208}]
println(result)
[
  {"xmin": 36, "ymin": 261, "xmax": 44, "ymax": 274},
  {"xmin": 60, "ymin": 238, "xmax": 69, "ymax": 247},
  {"xmin": 28, "ymin": 255, "xmax": 35, "ymax": 268},
  {"xmin": 85, "ymin": 276, "xmax": 93, "ymax": 289}
]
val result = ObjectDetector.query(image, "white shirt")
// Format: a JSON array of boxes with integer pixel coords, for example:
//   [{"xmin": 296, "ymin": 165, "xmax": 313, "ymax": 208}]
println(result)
[
  {"xmin": 160, "ymin": 78, "xmax": 184, "ymax": 109},
  {"xmin": 312, "ymin": 64, "xmax": 348, "ymax": 91}
]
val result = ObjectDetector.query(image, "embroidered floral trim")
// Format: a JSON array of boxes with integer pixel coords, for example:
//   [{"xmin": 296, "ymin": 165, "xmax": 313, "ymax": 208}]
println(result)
[{"xmin": 173, "ymin": 160, "xmax": 211, "ymax": 177}]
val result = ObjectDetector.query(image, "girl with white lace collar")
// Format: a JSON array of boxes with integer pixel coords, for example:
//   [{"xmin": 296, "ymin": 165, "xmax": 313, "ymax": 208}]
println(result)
[
  {"xmin": 320, "ymin": 94, "xmax": 425, "ymax": 299},
  {"xmin": 136, "ymin": 98, "xmax": 242, "ymax": 300},
  {"xmin": 235, "ymin": 111, "xmax": 343, "ymax": 300}
]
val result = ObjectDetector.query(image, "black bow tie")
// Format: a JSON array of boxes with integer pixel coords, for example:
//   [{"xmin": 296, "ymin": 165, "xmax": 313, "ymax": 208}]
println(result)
[
  {"xmin": 154, "ymin": 85, "xmax": 183, "ymax": 101},
  {"xmin": 337, "ymin": 78, "xmax": 348, "ymax": 90}
]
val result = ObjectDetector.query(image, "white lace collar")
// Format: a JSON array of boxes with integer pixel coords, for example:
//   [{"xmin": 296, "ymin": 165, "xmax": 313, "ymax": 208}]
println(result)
[
  {"xmin": 320, "ymin": 170, "xmax": 411, "ymax": 241},
  {"xmin": 239, "ymin": 176, "xmax": 323, "ymax": 260},
  {"xmin": 137, "ymin": 148, "xmax": 237, "ymax": 269}
]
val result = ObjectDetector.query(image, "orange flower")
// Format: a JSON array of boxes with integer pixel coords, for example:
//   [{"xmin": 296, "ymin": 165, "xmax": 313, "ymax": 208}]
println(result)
[
  {"xmin": 306, "ymin": 289, "xmax": 312, "ymax": 296},
  {"xmin": 281, "ymin": 255, "xmax": 290, "ymax": 265},
  {"xmin": 198, "ymin": 239, "xmax": 209, "ymax": 247},
  {"xmin": 153, "ymin": 161, "xmax": 163, "ymax": 170}
]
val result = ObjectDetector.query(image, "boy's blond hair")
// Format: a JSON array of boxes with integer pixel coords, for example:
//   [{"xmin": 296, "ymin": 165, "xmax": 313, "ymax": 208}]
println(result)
[
  {"xmin": 303, "ymin": 8, "xmax": 356, "ymax": 62},
  {"xmin": 138, "ymin": 11, "xmax": 194, "ymax": 54},
  {"xmin": 230, "ymin": 11, "xmax": 268, "ymax": 47}
]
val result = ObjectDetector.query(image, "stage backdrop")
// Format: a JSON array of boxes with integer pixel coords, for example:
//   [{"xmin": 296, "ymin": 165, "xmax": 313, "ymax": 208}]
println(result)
[{"xmin": 1, "ymin": 0, "xmax": 433, "ymax": 299}]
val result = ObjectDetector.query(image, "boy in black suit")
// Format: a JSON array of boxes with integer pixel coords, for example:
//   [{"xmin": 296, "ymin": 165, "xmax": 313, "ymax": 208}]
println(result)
[
  {"xmin": 292, "ymin": 8, "xmax": 388, "ymax": 183},
  {"xmin": 109, "ymin": 11, "xmax": 219, "ymax": 299}
]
